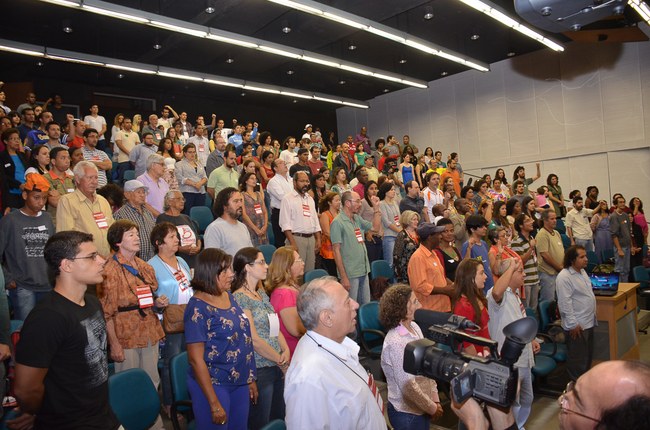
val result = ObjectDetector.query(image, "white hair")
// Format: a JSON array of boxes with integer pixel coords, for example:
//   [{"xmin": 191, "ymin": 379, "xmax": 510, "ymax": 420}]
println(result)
[{"xmin": 73, "ymin": 160, "xmax": 98, "ymax": 183}]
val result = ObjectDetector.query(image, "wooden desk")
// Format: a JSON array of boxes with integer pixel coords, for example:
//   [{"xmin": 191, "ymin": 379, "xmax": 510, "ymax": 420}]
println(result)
[{"xmin": 593, "ymin": 283, "xmax": 639, "ymax": 363}]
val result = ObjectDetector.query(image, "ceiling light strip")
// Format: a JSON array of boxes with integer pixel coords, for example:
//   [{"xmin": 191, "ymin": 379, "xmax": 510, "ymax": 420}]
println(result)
[
  {"xmin": 0, "ymin": 38, "xmax": 368, "ymax": 108},
  {"xmin": 629, "ymin": 0, "xmax": 650, "ymax": 24},
  {"xmin": 266, "ymin": 0, "xmax": 489, "ymax": 71},
  {"xmin": 456, "ymin": 0, "xmax": 564, "ymax": 52},
  {"xmin": 34, "ymin": 0, "xmax": 427, "ymax": 89}
]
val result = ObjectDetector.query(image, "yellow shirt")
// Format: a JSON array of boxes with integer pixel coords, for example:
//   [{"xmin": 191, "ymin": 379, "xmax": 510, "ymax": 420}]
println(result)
[{"xmin": 56, "ymin": 189, "xmax": 115, "ymax": 257}]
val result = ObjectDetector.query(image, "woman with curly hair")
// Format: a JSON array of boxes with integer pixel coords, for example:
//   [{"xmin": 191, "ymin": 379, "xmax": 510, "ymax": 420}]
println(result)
[
  {"xmin": 267, "ymin": 247, "xmax": 306, "ymax": 357},
  {"xmin": 380, "ymin": 284, "xmax": 443, "ymax": 429},
  {"xmin": 452, "ymin": 258, "xmax": 491, "ymax": 357}
]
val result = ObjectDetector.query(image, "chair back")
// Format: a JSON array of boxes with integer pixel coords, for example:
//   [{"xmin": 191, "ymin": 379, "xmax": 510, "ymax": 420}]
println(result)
[
  {"xmin": 358, "ymin": 301, "xmax": 385, "ymax": 349},
  {"xmin": 601, "ymin": 248, "xmax": 615, "ymax": 263},
  {"xmin": 189, "ymin": 206, "xmax": 214, "ymax": 234},
  {"xmin": 108, "ymin": 368, "xmax": 160, "ymax": 430},
  {"xmin": 633, "ymin": 266, "xmax": 649, "ymax": 290},
  {"xmin": 371, "ymin": 259, "xmax": 394, "ymax": 281},
  {"xmin": 555, "ymin": 218, "xmax": 566, "ymax": 234},
  {"xmin": 538, "ymin": 300, "xmax": 555, "ymax": 332},
  {"xmin": 586, "ymin": 251, "xmax": 599, "ymax": 273},
  {"xmin": 258, "ymin": 244, "xmax": 277, "ymax": 264},
  {"xmin": 123, "ymin": 170, "xmax": 136, "ymax": 181},
  {"xmin": 304, "ymin": 269, "xmax": 328, "ymax": 283}
]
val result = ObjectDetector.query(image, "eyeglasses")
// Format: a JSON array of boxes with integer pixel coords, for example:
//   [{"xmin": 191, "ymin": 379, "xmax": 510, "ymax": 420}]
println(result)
[
  {"xmin": 249, "ymin": 260, "xmax": 267, "ymax": 266},
  {"xmin": 557, "ymin": 381, "xmax": 601, "ymax": 424},
  {"xmin": 69, "ymin": 252, "xmax": 101, "ymax": 261}
]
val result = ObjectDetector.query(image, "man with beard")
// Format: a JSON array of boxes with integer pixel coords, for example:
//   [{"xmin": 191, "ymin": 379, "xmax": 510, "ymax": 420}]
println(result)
[
  {"xmin": 279, "ymin": 171, "xmax": 321, "ymax": 271},
  {"xmin": 204, "ymin": 187, "xmax": 252, "ymax": 256},
  {"xmin": 207, "ymin": 148, "xmax": 239, "ymax": 200}
]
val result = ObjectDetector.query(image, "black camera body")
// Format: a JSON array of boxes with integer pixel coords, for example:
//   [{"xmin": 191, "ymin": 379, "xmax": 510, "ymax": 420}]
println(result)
[{"xmin": 403, "ymin": 314, "xmax": 537, "ymax": 408}]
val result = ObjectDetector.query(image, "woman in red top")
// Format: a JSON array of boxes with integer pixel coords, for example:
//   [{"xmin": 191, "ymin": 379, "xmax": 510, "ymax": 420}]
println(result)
[{"xmin": 452, "ymin": 258, "xmax": 491, "ymax": 357}]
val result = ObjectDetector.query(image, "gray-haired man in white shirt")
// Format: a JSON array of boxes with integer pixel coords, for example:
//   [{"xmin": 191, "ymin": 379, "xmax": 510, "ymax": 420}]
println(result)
[{"xmin": 284, "ymin": 277, "xmax": 387, "ymax": 430}]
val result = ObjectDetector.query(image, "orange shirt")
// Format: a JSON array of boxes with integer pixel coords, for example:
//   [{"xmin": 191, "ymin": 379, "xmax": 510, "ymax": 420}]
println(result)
[
  {"xmin": 407, "ymin": 244, "xmax": 451, "ymax": 312},
  {"xmin": 441, "ymin": 169, "xmax": 461, "ymax": 196}
]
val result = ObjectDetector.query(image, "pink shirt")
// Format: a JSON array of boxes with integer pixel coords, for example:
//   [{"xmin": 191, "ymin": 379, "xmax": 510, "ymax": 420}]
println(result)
[{"xmin": 270, "ymin": 287, "xmax": 300, "ymax": 356}]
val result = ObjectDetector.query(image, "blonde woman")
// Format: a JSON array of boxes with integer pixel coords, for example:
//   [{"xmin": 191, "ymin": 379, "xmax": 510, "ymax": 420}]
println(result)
[
  {"xmin": 132, "ymin": 113, "xmax": 142, "ymax": 135},
  {"xmin": 267, "ymin": 247, "xmax": 306, "ymax": 357}
]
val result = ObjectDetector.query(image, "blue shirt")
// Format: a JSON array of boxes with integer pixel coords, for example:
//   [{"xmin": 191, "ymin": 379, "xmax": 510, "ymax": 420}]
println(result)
[
  {"xmin": 10, "ymin": 155, "xmax": 25, "ymax": 194},
  {"xmin": 184, "ymin": 294, "xmax": 256, "ymax": 386},
  {"xmin": 461, "ymin": 240, "xmax": 495, "ymax": 292}
]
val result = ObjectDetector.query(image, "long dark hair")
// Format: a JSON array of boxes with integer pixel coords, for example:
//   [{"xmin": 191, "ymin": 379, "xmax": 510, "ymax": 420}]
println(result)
[
  {"xmin": 29, "ymin": 144, "xmax": 50, "ymax": 173},
  {"xmin": 157, "ymin": 137, "xmax": 178, "ymax": 161},
  {"xmin": 232, "ymin": 247, "xmax": 261, "ymax": 292},
  {"xmin": 453, "ymin": 259, "xmax": 488, "ymax": 325},
  {"xmin": 495, "ymin": 168, "xmax": 508, "ymax": 185},
  {"xmin": 191, "ymin": 248, "xmax": 233, "ymax": 296}
]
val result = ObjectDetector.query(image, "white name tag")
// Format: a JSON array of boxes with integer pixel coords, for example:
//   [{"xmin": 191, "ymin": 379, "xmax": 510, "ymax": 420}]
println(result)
[
  {"xmin": 37, "ymin": 225, "xmax": 47, "ymax": 231},
  {"xmin": 268, "ymin": 313, "xmax": 280, "ymax": 338}
]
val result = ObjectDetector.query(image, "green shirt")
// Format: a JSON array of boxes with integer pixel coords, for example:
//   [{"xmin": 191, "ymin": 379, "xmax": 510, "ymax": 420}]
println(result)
[
  {"xmin": 330, "ymin": 212, "xmax": 372, "ymax": 279},
  {"xmin": 207, "ymin": 165, "xmax": 239, "ymax": 195},
  {"xmin": 44, "ymin": 170, "xmax": 76, "ymax": 228},
  {"xmin": 535, "ymin": 227, "xmax": 564, "ymax": 275}
]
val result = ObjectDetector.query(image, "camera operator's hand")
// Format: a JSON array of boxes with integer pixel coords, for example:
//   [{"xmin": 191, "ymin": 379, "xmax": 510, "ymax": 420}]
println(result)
[
  {"xmin": 452, "ymin": 398, "xmax": 515, "ymax": 430},
  {"xmin": 430, "ymin": 402, "xmax": 444, "ymax": 421}
]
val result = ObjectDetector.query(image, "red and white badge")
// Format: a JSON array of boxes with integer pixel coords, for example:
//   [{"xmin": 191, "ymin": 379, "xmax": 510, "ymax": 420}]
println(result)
[
  {"xmin": 173, "ymin": 270, "xmax": 191, "ymax": 292},
  {"xmin": 177, "ymin": 225, "xmax": 196, "ymax": 247},
  {"xmin": 394, "ymin": 215, "xmax": 401, "ymax": 227},
  {"xmin": 302, "ymin": 203, "xmax": 311, "ymax": 217},
  {"xmin": 367, "ymin": 372, "xmax": 384, "ymax": 413},
  {"xmin": 198, "ymin": 142, "xmax": 205, "ymax": 152},
  {"xmin": 93, "ymin": 212, "xmax": 109, "ymax": 229},
  {"xmin": 136, "ymin": 285, "xmax": 154, "ymax": 308},
  {"xmin": 355, "ymin": 228, "xmax": 364, "ymax": 243},
  {"xmin": 254, "ymin": 203, "xmax": 263, "ymax": 215}
]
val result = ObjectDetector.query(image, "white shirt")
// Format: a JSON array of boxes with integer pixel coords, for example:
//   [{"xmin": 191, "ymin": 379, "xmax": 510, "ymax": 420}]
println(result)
[
  {"xmin": 423, "ymin": 186, "xmax": 444, "ymax": 221},
  {"xmin": 487, "ymin": 287, "xmax": 534, "ymax": 369},
  {"xmin": 285, "ymin": 331, "xmax": 387, "ymax": 430},
  {"xmin": 556, "ymin": 267, "xmax": 597, "ymax": 331},
  {"xmin": 204, "ymin": 217, "xmax": 252, "ymax": 256},
  {"xmin": 266, "ymin": 173, "xmax": 293, "ymax": 209},
  {"xmin": 279, "ymin": 190, "xmax": 321, "ymax": 234},
  {"xmin": 280, "ymin": 149, "xmax": 297, "ymax": 170},
  {"xmin": 565, "ymin": 208, "xmax": 594, "ymax": 240},
  {"xmin": 188, "ymin": 136, "xmax": 209, "ymax": 168},
  {"xmin": 83, "ymin": 115, "xmax": 107, "ymax": 139}
]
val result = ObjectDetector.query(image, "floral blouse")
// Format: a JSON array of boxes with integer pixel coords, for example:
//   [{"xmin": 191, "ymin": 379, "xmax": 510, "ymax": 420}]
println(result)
[
  {"xmin": 393, "ymin": 229, "xmax": 419, "ymax": 283},
  {"xmin": 184, "ymin": 294, "xmax": 256, "ymax": 386},
  {"xmin": 233, "ymin": 289, "xmax": 281, "ymax": 369}
]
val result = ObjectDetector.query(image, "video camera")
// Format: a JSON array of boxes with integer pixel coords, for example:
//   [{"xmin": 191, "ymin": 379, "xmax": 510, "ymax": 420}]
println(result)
[{"xmin": 403, "ymin": 309, "xmax": 537, "ymax": 408}]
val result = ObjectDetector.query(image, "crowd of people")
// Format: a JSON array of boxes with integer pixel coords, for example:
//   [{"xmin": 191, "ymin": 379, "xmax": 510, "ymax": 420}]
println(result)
[{"xmin": 0, "ymin": 89, "xmax": 649, "ymax": 430}]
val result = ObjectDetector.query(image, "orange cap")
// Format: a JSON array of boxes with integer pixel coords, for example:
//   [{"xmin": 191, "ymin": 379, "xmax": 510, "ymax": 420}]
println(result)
[{"xmin": 24, "ymin": 173, "xmax": 51, "ymax": 192}]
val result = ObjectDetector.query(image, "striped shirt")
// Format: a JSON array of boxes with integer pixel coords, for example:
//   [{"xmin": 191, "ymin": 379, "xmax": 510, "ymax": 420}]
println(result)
[{"xmin": 510, "ymin": 234, "xmax": 540, "ymax": 286}]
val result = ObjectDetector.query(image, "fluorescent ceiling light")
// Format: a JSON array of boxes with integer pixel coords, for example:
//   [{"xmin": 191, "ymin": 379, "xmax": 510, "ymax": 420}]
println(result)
[
  {"xmin": 105, "ymin": 63, "xmax": 156, "ymax": 74},
  {"xmin": 264, "ymin": 0, "xmax": 488, "ymax": 72},
  {"xmin": 35, "ymin": 0, "xmax": 427, "ymax": 88},
  {"xmin": 82, "ymin": 5, "xmax": 149, "ymax": 23},
  {"xmin": 204, "ymin": 78, "xmax": 244, "ymax": 88},
  {"xmin": 302, "ymin": 55, "xmax": 340, "ymax": 68},
  {"xmin": 206, "ymin": 33, "xmax": 258, "ymax": 49},
  {"xmin": 456, "ymin": 0, "xmax": 564, "ymax": 52},
  {"xmin": 243, "ymin": 84, "xmax": 281, "ymax": 94},
  {"xmin": 280, "ymin": 91, "xmax": 313, "ymax": 99},
  {"xmin": 629, "ymin": 0, "xmax": 650, "ymax": 23},
  {"xmin": 400, "ymin": 80, "xmax": 428, "ymax": 89},
  {"xmin": 0, "ymin": 44, "xmax": 44, "ymax": 57},
  {"xmin": 340, "ymin": 65, "xmax": 373, "ymax": 76},
  {"xmin": 371, "ymin": 73, "xmax": 403, "ymax": 84},
  {"xmin": 258, "ymin": 45, "xmax": 302, "ymax": 59},
  {"xmin": 0, "ymin": 38, "xmax": 368, "ymax": 108},
  {"xmin": 342, "ymin": 101, "xmax": 369, "ymax": 109},
  {"xmin": 149, "ymin": 20, "xmax": 207, "ymax": 38},
  {"xmin": 45, "ymin": 54, "xmax": 104, "ymax": 66}
]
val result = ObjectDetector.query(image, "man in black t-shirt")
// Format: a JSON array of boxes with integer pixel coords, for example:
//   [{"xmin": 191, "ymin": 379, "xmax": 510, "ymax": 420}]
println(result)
[{"xmin": 13, "ymin": 231, "xmax": 120, "ymax": 430}]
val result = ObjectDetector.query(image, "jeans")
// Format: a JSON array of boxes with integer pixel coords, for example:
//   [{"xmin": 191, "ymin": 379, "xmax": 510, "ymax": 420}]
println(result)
[
  {"xmin": 349, "ymin": 275, "xmax": 370, "ymax": 307},
  {"xmin": 387, "ymin": 402, "xmax": 428, "ymax": 430},
  {"xmin": 8, "ymin": 287, "xmax": 50, "ymax": 320},
  {"xmin": 115, "ymin": 161, "xmax": 131, "ymax": 185},
  {"xmin": 188, "ymin": 376, "xmax": 249, "ymax": 430},
  {"xmin": 538, "ymin": 272, "xmax": 557, "ymax": 302},
  {"xmin": 513, "ymin": 366, "xmax": 534, "ymax": 429},
  {"xmin": 161, "ymin": 333, "xmax": 186, "ymax": 406},
  {"xmin": 271, "ymin": 208, "xmax": 285, "ymax": 249},
  {"xmin": 575, "ymin": 238, "xmax": 594, "ymax": 253},
  {"xmin": 248, "ymin": 366, "xmax": 285, "ymax": 430},
  {"xmin": 383, "ymin": 235, "xmax": 396, "ymax": 268},
  {"xmin": 614, "ymin": 246, "xmax": 630, "ymax": 282}
]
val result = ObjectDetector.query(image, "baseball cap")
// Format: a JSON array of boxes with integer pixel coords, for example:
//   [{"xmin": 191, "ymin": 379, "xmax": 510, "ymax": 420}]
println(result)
[
  {"xmin": 124, "ymin": 180, "xmax": 148, "ymax": 192},
  {"xmin": 23, "ymin": 173, "xmax": 51, "ymax": 192}
]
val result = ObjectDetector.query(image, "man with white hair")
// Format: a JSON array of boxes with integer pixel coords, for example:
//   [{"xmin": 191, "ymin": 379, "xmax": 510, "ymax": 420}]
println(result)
[
  {"xmin": 136, "ymin": 153, "xmax": 169, "ymax": 216},
  {"xmin": 56, "ymin": 161, "xmax": 114, "ymax": 257},
  {"xmin": 284, "ymin": 277, "xmax": 387, "ymax": 430}
]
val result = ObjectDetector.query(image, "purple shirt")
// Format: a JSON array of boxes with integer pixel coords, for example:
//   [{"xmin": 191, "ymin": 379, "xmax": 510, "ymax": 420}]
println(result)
[{"xmin": 137, "ymin": 172, "xmax": 169, "ymax": 214}]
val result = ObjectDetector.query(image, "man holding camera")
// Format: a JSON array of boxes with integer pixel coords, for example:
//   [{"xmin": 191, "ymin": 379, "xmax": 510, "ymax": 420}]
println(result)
[{"xmin": 487, "ymin": 258, "xmax": 540, "ymax": 429}]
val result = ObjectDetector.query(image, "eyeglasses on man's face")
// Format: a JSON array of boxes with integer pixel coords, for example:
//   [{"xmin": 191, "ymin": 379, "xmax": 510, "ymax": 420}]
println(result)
[{"xmin": 557, "ymin": 381, "xmax": 600, "ymax": 424}]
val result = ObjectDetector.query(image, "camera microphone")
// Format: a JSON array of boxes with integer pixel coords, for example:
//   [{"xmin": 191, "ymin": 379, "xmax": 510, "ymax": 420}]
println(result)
[{"xmin": 414, "ymin": 309, "xmax": 481, "ymax": 331}]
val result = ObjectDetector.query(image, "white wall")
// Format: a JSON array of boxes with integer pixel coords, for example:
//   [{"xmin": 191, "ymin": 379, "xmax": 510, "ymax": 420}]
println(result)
[{"xmin": 337, "ymin": 39, "xmax": 650, "ymax": 214}]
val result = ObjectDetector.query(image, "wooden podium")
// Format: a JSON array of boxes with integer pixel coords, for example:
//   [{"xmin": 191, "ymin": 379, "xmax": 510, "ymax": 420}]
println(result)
[{"xmin": 593, "ymin": 283, "xmax": 640, "ymax": 363}]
